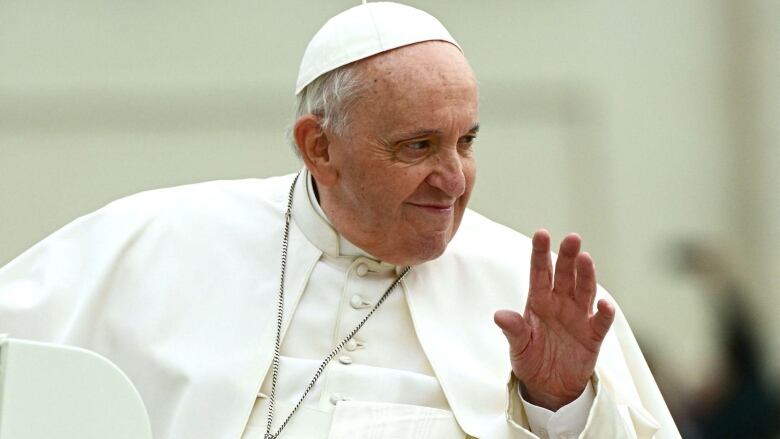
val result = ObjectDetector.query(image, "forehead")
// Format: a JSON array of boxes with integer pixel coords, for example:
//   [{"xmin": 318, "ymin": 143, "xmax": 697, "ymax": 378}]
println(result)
[
  {"xmin": 352, "ymin": 41, "xmax": 479, "ymax": 133},
  {"xmin": 361, "ymin": 41, "xmax": 475, "ymax": 95}
]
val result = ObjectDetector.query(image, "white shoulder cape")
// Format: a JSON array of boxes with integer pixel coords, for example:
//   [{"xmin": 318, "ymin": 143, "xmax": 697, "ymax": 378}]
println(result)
[{"xmin": 0, "ymin": 173, "xmax": 678, "ymax": 438}]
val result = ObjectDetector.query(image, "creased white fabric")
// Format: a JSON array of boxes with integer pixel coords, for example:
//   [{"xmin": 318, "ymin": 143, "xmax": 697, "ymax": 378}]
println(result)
[
  {"xmin": 0, "ymin": 170, "xmax": 680, "ymax": 439},
  {"xmin": 522, "ymin": 382, "xmax": 595, "ymax": 439},
  {"xmin": 328, "ymin": 401, "xmax": 465, "ymax": 439},
  {"xmin": 241, "ymin": 170, "xmax": 454, "ymax": 439}
]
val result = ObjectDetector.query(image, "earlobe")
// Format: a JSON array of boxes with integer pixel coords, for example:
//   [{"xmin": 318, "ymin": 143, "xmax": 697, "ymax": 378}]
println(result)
[{"xmin": 293, "ymin": 115, "xmax": 338, "ymax": 186}]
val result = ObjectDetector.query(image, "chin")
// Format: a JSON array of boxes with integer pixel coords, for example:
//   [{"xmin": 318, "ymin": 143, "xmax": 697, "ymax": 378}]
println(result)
[
  {"xmin": 383, "ymin": 223, "xmax": 461, "ymax": 266},
  {"xmin": 393, "ymin": 236, "xmax": 449, "ymax": 266}
]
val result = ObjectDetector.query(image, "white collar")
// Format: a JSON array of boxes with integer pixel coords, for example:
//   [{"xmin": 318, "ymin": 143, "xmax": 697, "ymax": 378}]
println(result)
[{"xmin": 293, "ymin": 167, "xmax": 390, "ymax": 265}]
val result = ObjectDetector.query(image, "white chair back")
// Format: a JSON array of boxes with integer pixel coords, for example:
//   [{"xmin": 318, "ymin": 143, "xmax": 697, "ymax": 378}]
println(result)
[{"xmin": 0, "ymin": 336, "xmax": 153, "ymax": 439}]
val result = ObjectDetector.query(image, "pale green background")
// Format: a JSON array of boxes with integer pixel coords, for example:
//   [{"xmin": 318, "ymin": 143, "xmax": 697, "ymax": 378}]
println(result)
[{"xmin": 1, "ymin": 0, "xmax": 778, "ymax": 406}]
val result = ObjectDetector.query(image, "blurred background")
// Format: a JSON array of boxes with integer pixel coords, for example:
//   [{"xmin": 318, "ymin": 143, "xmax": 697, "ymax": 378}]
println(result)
[{"xmin": 1, "ymin": 0, "xmax": 778, "ymax": 436}]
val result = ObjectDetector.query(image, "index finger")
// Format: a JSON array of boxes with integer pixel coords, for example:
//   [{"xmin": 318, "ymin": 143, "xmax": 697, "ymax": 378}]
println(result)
[{"xmin": 530, "ymin": 229, "xmax": 553, "ymax": 292}]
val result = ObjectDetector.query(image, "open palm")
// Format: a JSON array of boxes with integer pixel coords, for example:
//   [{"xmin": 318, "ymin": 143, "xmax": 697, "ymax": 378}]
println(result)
[{"xmin": 494, "ymin": 230, "xmax": 615, "ymax": 411}]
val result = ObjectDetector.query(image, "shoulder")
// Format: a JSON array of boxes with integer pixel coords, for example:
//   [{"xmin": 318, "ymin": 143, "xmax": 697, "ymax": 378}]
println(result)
[
  {"xmin": 410, "ymin": 208, "xmax": 533, "ymax": 303},
  {"xmin": 442, "ymin": 210, "xmax": 616, "ymax": 299},
  {"xmin": 101, "ymin": 173, "xmax": 296, "ymax": 220},
  {"xmin": 88, "ymin": 173, "xmax": 297, "ymax": 232},
  {"xmin": 40, "ymin": 173, "xmax": 298, "ymax": 251},
  {"xmin": 444, "ymin": 208, "xmax": 533, "ymax": 267}
]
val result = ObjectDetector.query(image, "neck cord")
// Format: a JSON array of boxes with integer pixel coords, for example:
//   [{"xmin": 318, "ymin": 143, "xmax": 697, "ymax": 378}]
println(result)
[{"xmin": 264, "ymin": 173, "xmax": 411, "ymax": 439}]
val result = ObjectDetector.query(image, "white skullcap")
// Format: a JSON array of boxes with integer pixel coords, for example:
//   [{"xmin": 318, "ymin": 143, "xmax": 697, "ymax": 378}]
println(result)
[{"xmin": 295, "ymin": 1, "xmax": 461, "ymax": 95}]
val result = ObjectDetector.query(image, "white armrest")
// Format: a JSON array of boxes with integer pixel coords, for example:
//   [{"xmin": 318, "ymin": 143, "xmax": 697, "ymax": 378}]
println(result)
[{"xmin": 0, "ymin": 337, "xmax": 152, "ymax": 439}]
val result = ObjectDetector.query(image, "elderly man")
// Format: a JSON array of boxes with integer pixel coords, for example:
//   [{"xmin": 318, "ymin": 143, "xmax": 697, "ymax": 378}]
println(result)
[{"xmin": 0, "ymin": 2, "xmax": 677, "ymax": 439}]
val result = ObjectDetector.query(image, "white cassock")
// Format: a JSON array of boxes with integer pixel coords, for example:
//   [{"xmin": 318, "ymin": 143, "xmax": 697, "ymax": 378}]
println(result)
[{"xmin": 0, "ymin": 170, "xmax": 679, "ymax": 439}]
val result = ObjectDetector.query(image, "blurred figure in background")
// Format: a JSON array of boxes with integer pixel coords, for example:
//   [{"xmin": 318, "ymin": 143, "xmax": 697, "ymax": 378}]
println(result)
[{"xmin": 675, "ymin": 240, "xmax": 780, "ymax": 438}]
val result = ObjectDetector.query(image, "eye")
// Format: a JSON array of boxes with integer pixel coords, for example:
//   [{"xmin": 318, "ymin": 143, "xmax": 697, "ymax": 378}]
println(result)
[
  {"xmin": 395, "ymin": 139, "xmax": 433, "ymax": 163},
  {"xmin": 407, "ymin": 140, "xmax": 430, "ymax": 150},
  {"xmin": 458, "ymin": 134, "xmax": 477, "ymax": 153},
  {"xmin": 459, "ymin": 135, "xmax": 476, "ymax": 144}
]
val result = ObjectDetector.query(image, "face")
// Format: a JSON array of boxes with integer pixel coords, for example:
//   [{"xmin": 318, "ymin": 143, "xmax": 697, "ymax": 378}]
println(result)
[{"xmin": 317, "ymin": 41, "xmax": 479, "ymax": 266}]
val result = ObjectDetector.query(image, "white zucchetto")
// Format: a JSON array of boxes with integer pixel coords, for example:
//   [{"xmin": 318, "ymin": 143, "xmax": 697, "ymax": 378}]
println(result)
[{"xmin": 295, "ymin": 1, "xmax": 461, "ymax": 95}]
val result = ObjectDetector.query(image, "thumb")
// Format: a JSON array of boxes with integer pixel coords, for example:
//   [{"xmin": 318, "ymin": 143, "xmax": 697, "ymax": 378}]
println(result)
[{"xmin": 494, "ymin": 309, "xmax": 532, "ymax": 355}]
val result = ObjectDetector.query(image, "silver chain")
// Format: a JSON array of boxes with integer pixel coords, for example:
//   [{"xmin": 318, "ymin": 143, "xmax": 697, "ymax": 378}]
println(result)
[{"xmin": 264, "ymin": 174, "xmax": 411, "ymax": 439}]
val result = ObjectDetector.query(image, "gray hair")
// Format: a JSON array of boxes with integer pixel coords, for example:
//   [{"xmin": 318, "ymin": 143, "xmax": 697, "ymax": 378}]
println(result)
[{"xmin": 288, "ymin": 63, "xmax": 367, "ymax": 157}]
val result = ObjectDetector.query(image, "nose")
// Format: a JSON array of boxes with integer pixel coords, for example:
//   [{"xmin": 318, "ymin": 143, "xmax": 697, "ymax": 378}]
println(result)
[{"xmin": 425, "ymin": 149, "xmax": 467, "ymax": 198}]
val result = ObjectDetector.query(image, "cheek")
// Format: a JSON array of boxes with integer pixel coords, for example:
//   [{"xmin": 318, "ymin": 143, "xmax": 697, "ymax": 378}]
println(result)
[
  {"xmin": 349, "ymin": 172, "xmax": 403, "ymax": 217},
  {"xmin": 462, "ymin": 158, "xmax": 477, "ymax": 195},
  {"xmin": 401, "ymin": 168, "xmax": 436, "ymax": 198},
  {"xmin": 339, "ymin": 157, "xmax": 376, "ymax": 200}
]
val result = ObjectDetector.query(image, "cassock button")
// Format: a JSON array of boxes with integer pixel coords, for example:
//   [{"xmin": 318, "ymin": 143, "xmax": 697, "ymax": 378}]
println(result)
[
  {"xmin": 345, "ymin": 339, "xmax": 358, "ymax": 351},
  {"xmin": 338, "ymin": 355, "xmax": 353, "ymax": 365},
  {"xmin": 350, "ymin": 295, "xmax": 372, "ymax": 309},
  {"xmin": 329, "ymin": 393, "xmax": 344, "ymax": 405},
  {"xmin": 356, "ymin": 263, "xmax": 369, "ymax": 276}
]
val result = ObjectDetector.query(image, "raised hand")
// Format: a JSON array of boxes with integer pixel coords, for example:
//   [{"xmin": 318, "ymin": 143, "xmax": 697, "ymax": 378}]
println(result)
[{"xmin": 494, "ymin": 230, "xmax": 615, "ymax": 411}]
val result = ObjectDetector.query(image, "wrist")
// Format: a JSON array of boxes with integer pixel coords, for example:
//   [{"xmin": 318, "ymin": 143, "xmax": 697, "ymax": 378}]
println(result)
[{"xmin": 519, "ymin": 380, "xmax": 584, "ymax": 411}]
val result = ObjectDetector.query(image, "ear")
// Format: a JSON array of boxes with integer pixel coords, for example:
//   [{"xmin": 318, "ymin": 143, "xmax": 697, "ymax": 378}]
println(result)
[{"xmin": 293, "ymin": 115, "xmax": 339, "ymax": 186}]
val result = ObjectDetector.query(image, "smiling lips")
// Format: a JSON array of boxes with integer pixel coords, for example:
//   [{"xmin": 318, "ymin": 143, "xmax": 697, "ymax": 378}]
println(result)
[{"xmin": 407, "ymin": 202, "xmax": 455, "ymax": 213}]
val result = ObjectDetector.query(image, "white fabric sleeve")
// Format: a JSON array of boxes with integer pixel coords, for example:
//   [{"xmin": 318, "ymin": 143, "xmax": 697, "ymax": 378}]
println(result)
[
  {"xmin": 520, "ymin": 382, "xmax": 595, "ymax": 439},
  {"xmin": 505, "ymin": 370, "xmax": 661, "ymax": 438}
]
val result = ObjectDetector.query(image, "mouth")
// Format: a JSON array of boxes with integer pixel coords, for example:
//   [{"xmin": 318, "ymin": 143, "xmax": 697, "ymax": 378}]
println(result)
[{"xmin": 406, "ymin": 202, "xmax": 455, "ymax": 214}]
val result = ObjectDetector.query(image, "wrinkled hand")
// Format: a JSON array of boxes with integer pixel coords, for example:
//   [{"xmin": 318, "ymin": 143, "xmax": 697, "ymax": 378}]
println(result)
[{"xmin": 494, "ymin": 230, "xmax": 615, "ymax": 411}]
